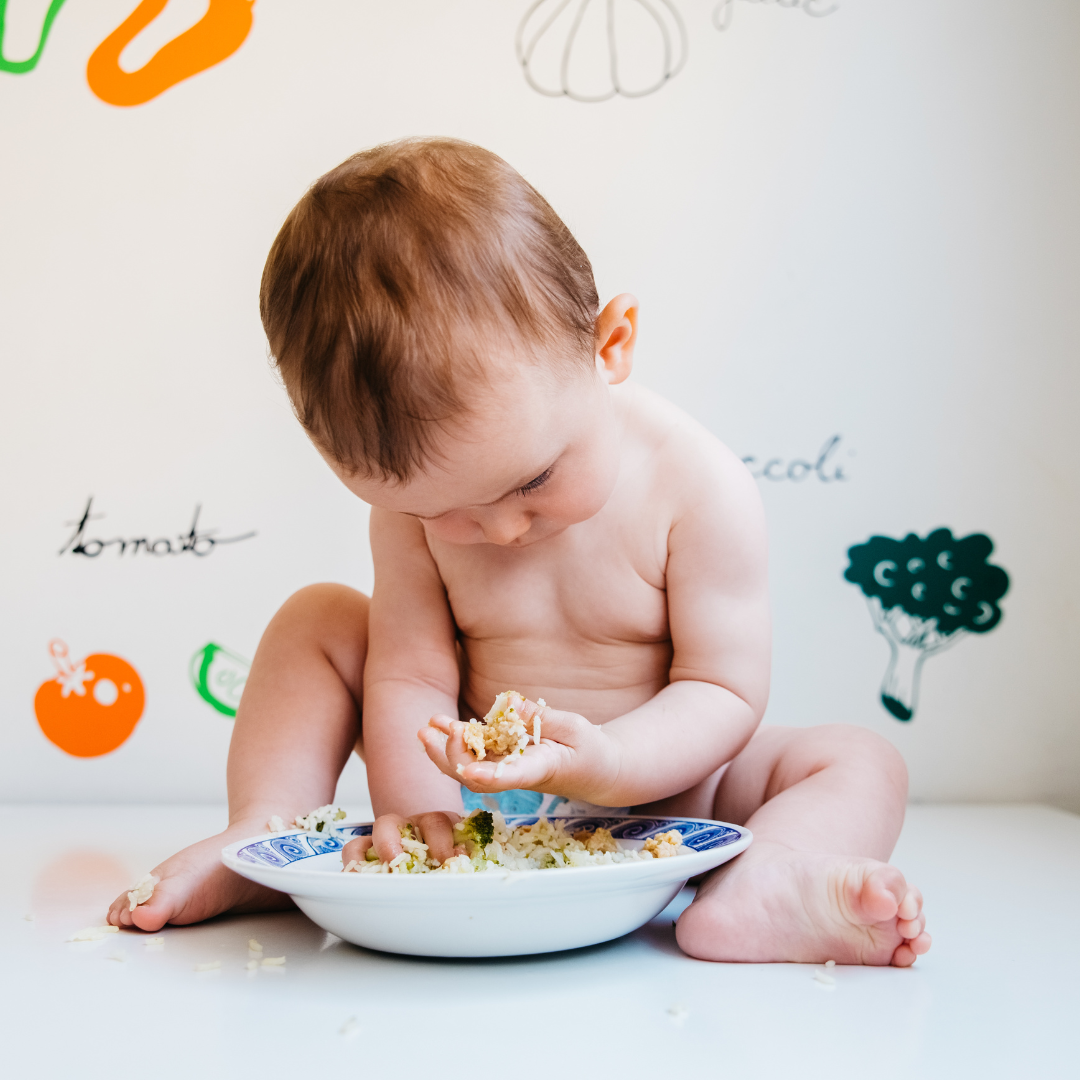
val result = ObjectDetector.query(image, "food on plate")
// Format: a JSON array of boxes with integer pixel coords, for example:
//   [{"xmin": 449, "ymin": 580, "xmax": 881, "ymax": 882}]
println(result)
[
  {"xmin": 342, "ymin": 810, "xmax": 686, "ymax": 874},
  {"xmin": 461, "ymin": 691, "xmax": 545, "ymax": 776},
  {"xmin": 643, "ymin": 830, "xmax": 684, "ymax": 858}
]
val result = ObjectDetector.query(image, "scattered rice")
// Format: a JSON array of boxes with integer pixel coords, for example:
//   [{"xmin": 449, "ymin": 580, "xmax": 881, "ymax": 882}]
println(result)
[
  {"xmin": 825, "ymin": 959, "xmax": 836, "ymax": 968},
  {"xmin": 343, "ymin": 810, "xmax": 687, "ymax": 874},
  {"xmin": 69, "ymin": 925, "xmax": 120, "ymax": 942},
  {"xmin": 248, "ymin": 938, "xmax": 263, "ymax": 954},
  {"xmin": 292, "ymin": 805, "xmax": 347, "ymax": 834},
  {"xmin": 667, "ymin": 1004, "xmax": 689, "ymax": 1026},
  {"xmin": 267, "ymin": 815, "xmax": 285, "ymax": 832},
  {"xmin": 23, "ymin": 914, "xmax": 34, "ymax": 922},
  {"xmin": 246, "ymin": 960, "xmax": 259, "ymax": 971},
  {"xmin": 339, "ymin": 1017, "xmax": 360, "ymax": 1039},
  {"xmin": 194, "ymin": 960, "xmax": 222, "ymax": 972},
  {"xmin": 106, "ymin": 952, "xmax": 126, "ymax": 962},
  {"xmin": 142, "ymin": 936, "xmax": 165, "ymax": 947},
  {"xmin": 261, "ymin": 956, "xmax": 286, "ymax": 966},
  {"xmin": 812, "ymin": 969, "xmax": 836, "ymax": 987},
  {"xmin": 126, "ymin": 873, "xmax": 158, "ymax": 912}
]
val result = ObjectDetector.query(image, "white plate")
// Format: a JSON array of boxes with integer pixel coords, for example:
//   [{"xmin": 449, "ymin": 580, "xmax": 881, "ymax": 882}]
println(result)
[{"xmin": 222, "ymin": 815, "xmax": 752, "ymax": 958}]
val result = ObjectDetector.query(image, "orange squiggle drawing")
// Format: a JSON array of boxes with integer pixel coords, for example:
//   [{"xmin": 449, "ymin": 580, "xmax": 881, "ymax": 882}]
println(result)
[{"xmin": 86, "ymin": 0, "xmax": 255, "ymax": 107}]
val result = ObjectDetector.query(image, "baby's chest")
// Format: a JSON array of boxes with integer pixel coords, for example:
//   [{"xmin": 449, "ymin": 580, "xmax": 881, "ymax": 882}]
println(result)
[{"xmin": 437, "ymin": 539, "xmax": 669, "ymax": 645}]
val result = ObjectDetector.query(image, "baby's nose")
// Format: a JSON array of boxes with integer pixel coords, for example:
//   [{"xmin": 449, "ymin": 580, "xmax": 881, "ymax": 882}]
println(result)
[{"xmin": 477, "ymin": 511, "xmax": 532, "ymax": 546}]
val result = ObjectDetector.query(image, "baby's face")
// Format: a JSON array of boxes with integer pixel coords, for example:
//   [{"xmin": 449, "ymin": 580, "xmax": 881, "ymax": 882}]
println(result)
[{"xmin": 336, "ymin": 359, "xmax": 622, "ymax": 547}]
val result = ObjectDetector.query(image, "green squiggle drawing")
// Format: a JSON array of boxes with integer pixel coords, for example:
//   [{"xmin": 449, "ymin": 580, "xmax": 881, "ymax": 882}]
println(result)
[
  {"xmin": 190, "ymin": 641, "xmax": 250, "ymax": 718},
  {"xmin": 0, "ymin": 0, "xmax": 69, "ymax": 74}
]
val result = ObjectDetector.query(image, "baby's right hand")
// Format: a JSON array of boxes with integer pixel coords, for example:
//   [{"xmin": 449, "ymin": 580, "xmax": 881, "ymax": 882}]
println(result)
[{"xmin": 342, "ymin": 811, "xmax": 462, "ymax": 869}]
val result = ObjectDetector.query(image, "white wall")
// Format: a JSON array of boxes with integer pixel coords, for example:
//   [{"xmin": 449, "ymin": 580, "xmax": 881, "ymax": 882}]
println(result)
[{"xmin": 1, "ymin": 0, "xmax": 1077, "ymax": 809}]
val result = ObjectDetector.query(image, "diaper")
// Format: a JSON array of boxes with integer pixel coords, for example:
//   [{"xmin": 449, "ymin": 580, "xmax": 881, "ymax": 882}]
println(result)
[{"xmin": 460, "ymin": 786, "xmax": 631, "ymax": 817}]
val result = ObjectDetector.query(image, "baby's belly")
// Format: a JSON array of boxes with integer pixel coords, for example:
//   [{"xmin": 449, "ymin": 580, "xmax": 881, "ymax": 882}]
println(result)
[{"xmin": 458, "ymin": 636, "xmax": 673, "ymax": 724}]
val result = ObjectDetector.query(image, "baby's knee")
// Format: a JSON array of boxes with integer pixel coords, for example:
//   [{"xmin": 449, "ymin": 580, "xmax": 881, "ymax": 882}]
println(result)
[
  {"xmin": 815, "ymin": 724, "xmax": 907, "ymax": 788},
  {"xmin": 269, "ymin": 584, "xmax": 370, "ymax": 648}
]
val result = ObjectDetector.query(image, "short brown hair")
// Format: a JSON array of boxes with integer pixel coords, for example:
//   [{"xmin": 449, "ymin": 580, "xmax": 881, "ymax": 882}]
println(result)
[{"xmin": 260, "ymin": 138, "xmax": 599, "ymax": 481}]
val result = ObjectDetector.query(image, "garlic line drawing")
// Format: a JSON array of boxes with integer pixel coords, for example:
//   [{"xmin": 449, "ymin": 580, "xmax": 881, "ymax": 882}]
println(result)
[{"xmin": 516, "ymin": 0, "xmax": 688, "ymax": 103}]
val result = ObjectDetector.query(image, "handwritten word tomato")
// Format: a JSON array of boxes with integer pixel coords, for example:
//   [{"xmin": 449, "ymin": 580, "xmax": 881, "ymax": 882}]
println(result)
[{"xmin": 34, "ymin": 641, "xmax": 145, "ymax": 758}]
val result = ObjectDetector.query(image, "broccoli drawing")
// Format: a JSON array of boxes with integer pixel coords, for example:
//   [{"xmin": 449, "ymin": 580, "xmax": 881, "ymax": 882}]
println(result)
[{"xmin": 844, "ymin": 528, "xmax": 1009, "ymax": 721}]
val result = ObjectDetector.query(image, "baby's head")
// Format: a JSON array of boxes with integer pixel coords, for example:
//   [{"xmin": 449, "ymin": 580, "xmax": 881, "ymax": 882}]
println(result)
[{"xmin": 260, "ymin": 137, "xmax": 636, "ymax": 546}]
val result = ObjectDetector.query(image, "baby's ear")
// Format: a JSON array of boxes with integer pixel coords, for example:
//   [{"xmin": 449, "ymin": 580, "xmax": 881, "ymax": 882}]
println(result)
[{"xmin": 595, "ymin": 293, "xmax": 638, "ymax": 385}]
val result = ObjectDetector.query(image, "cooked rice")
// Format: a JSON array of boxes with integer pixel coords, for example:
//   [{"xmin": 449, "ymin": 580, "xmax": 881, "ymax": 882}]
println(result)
[
  {"xmin": 267, "ymin": 815, "xmax": 285, "ymax": 832},
  {"xmin": 292, "ymin": 805, "xmax": 347, "ymax": 833},
  {"xmin": 343, "ymin": 810, "xmax": 687, "ymax": 874},
  {"xmin": 261, "ymin": 956, "xmax": 286, "ymax": 966},
  {"xmin": 69, "ymin": 925, "xmax": 120, "ymax": 942},
  {"xmin": 462, "ymin": 691, "xmax": 547, "ymax": 769},
  {"xmin": 248, "ymin": 938, "xmax": 263, "ymax": 954},
  {"xmin": 642, "ymin": 830, "xmax": 683, "ymax": 858},
  {"xmin": 127, "ymin": 873, "xmax": 158, "ymax": 912},
  {"xmin": 143, "ymin": 936, "xmax": 165, "ymax": 947},
  {"xmin": 194, "ymin": 960, "xmax": 222, "ymax": 972}
]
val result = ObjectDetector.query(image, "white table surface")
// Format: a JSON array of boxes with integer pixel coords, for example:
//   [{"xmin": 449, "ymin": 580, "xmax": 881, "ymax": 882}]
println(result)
[{"xmin": 1, "ymin": 804, "xmax": 1076, "ymax": 1079}]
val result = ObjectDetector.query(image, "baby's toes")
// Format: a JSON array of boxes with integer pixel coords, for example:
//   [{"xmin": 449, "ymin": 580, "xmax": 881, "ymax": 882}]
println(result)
[
  {"xmin": 106, "ymin": 892, "xmax": 134, "ymax": 928},
  {"xmin": 896, "ymin": 912, "xmax": 925, "ymax": 939},
  {"xmin": 891, "ymin": 930, "xmax": 932, "ymax": 967},
  {"xmin": 853, "ymin": 864, "xmax": 905, "ymax": 924},
  {"xmin": 897, "ymin": 885, "xmax": 923, "ymax": 922}
]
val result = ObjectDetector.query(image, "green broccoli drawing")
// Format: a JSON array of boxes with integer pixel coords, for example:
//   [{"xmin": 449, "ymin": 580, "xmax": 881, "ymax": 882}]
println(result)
[{"xmin": 844, "ymin": 529, "xmax": 1009, "ymax": 721}]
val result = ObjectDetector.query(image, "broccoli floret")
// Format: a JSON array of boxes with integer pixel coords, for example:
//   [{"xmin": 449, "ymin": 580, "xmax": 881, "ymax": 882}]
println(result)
[
  {"xmin": 845, "ymin": 528, "xmax": 1009, "ymax": 720},
  {"xmin": 460, "ymin": 810, "xmax": 494, "ymax": 849}
]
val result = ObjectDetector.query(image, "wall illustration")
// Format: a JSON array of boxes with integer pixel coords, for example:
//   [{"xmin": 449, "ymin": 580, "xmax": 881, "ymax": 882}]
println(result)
[
  {"xmin": 516, "ymin": 0, "xmax": 688, "ymax": 102},
  {"xmin": 190, "ymin": 642, "xmax": 250, "ymax": 717},
  {"xmin": 86, "ymin": 0, "xmax": 255, "ymax": 107},
  {"xmin": 1, "ymin": 0, "xmax": 840, "ymax": 107},
  {"xmin": 0, "ymin": 0, "xmax": 254, "ymax": 104},
  {"xmin": 34, "ymin": 640, "xmax": 145, "ymax": 757},
  {"xmin": 844, "ymin": 529, "xmax": 1010, "ymax": 721}
]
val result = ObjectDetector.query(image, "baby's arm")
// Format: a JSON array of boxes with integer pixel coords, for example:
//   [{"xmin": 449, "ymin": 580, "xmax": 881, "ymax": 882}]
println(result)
[
  {"xmin": 424, "ymin": 446, "xmax": 771, "ymax": 806},
  {"xmin": 361, "ymin": 507, "xmax": 465, "ymax": 857}
]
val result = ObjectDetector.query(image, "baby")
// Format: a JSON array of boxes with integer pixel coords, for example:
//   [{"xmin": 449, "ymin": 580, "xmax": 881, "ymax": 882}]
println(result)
[{"xmin": 107, "ymin": 138, "xmax": 928, "ymax": 965}]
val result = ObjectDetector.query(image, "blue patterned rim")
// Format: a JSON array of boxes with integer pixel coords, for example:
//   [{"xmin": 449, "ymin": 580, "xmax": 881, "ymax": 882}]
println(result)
[{"xmin": 235, "ymin": 817, "xmax": 743, "ymax": 868}]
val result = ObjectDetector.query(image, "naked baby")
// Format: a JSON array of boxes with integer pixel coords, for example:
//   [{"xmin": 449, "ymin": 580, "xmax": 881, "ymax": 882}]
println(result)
[{"xmin": 108, "ymin": 138, "xmax": 929, "ymax": 965}]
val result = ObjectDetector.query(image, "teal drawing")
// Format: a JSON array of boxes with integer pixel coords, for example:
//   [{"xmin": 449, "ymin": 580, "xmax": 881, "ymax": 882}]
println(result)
[
  {"xmin": 0, "ymin": 0, "xmax": 69, "ymax": 74},
  {"xmin": 190, "ymin": 642, "xmax": 250, "ymax": 718},
  {"xmin": 844, "ymin": 529, "xmax": 1009, "ymax": 721}
]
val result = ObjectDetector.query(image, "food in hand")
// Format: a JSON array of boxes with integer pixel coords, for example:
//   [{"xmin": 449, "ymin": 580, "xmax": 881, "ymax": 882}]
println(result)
[{"xmin": 461, "ymin": 691, "xmax": 545, "ymax": 776}]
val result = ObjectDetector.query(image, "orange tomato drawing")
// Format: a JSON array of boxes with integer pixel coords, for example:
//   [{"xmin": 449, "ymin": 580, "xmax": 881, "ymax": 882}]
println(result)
[
  {"xmin": 86, "ymin": 0, "xmax": 255, "ymax": 107},
  {"xmin": 34, "ymin": 640, "xmax": 145, "ymax": 758}
]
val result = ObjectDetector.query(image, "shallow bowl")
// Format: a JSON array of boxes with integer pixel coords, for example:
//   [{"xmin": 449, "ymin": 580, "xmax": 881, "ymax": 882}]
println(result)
[{"xmin": 222, "ymin": 815, "xmax": 751, "ymax": 958}]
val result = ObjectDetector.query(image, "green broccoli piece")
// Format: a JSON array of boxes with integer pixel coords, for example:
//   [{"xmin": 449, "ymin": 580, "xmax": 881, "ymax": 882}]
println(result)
[{"xmin": 461, "ymin": 810, "xmax": 494, "ymax": 849}]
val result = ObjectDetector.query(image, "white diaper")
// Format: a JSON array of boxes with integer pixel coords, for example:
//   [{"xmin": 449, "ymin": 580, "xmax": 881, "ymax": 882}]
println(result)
[{"xmin": 460, "ymin": 786, "xmax": 631, "ymax": 817}]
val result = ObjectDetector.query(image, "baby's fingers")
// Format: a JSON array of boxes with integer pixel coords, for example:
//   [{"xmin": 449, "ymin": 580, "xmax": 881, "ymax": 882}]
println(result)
[
  {"xmin": 371, "ymin": 814, "xmax": 408, "ymax": 862},
  {"xmin": 341, "ymin": 836, "xmax": 373, "ymax": 869}
]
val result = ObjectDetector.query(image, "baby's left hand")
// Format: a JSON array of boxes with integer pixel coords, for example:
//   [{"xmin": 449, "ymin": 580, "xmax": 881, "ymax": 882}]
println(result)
[{"xmin": 417, "ymin": 702, "xmax": 619, "ymax": 804}]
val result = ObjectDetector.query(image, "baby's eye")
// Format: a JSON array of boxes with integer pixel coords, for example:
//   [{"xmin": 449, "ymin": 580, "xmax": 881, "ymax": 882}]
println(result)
[{"xmin": 517, "ymin": 467, "xmax": 553, "ymax": 496}]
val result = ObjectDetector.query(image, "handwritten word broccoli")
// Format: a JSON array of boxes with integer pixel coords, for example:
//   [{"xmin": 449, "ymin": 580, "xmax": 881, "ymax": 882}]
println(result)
[{"xmin": 844, "ymin": 529, "xmax": 1009, "ymax": 721}]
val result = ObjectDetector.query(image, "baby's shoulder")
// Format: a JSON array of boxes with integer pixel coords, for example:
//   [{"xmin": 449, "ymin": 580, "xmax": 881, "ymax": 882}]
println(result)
[{"xmin": 618, "ymin": 385, "xmax": 759, "ymax": 518}]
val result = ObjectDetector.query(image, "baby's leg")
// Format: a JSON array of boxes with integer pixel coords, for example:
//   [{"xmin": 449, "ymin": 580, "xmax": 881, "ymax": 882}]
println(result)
[
  {"xmin": 107, "ymin": 584, "xmax": 368, "ymax": 931},
  {"xmin": 664, "ymin": 725, "xmax": 931, "ymax": 966}
]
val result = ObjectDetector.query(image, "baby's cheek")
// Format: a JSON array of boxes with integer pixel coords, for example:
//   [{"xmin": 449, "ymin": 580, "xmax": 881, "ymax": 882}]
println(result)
[{"xmin": 424, "ymin": 515, "xmax": 487, "ymax": 545}]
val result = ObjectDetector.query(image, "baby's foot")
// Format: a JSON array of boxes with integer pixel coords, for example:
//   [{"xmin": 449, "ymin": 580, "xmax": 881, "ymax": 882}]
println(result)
[
  {"xmin": 106, "ymin": 821, "xmax": 294, "ymax": 932},
  {"xmin": 676, "ymin": 841, "xmax": 931, "ymax": 967}
]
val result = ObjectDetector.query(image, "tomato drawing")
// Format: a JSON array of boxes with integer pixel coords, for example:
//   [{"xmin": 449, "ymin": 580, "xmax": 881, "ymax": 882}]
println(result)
[{"xmin": 34, "ymin": 640, "xmax": 145, "ymax": 758}]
